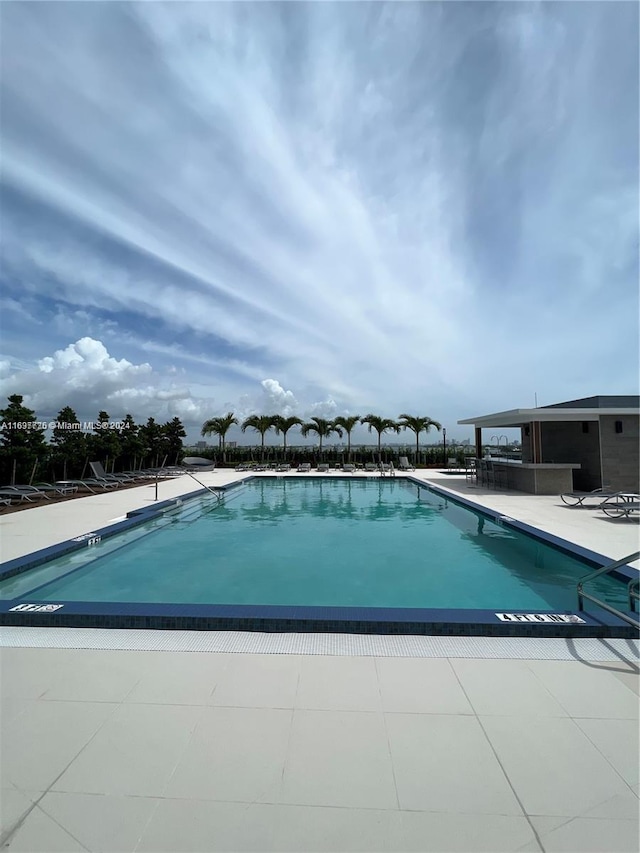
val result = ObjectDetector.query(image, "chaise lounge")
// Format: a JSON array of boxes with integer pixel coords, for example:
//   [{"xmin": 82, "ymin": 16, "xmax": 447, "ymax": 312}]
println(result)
[
  {"xmin": 397, "ymin": 457, "xmax": 415, "ymax": 471},
  {"xmin": 600, "ymin": 494, "xmax": 640, "ymax": 519},
  {"xmin": 561, "ymin": 487, "xmax": 620, "ymax": 507}
]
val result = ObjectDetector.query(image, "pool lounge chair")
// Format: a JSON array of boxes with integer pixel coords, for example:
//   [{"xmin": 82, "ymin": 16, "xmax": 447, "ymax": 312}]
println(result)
[
  {"xmin": 54, "ymin": 479, "xmax": 120, "ymax": 494},
  {"xmin": 317, "ymin": 463, "xmax": 329, "ymax": 472},
  {"xmin": 600, "ymin": 494, "xmax": 640, "ymax": 519},
  {"xmin": 397, "ymin": 457, "xmax": 415, "ymax": 471},
  {"xmin": 342, "ymin": 463, "xmax": 356, "ymax": 473},
  {"xmin": 33, "ymin": 482, "xmax": 79, "ymax": 496},
  {"xmin": 275, "ymin": 463, "xmax": 291, "ymax": 472},
  {"xmin": 561, "ymin": 487, "xmax": 620, "ymax": 507},
  {"xmin": 90, "ymin": 462, "xmax": 141, "ymax": 483},
  {"xmin": 0, "ymin": 488, "xmax": 40, "ymax": 503},
  {"xmin": 364, "ymin": 463, "xmax": 378, "ymax": 473},
  {"xmin": 16, "ymin": 482, "xmax": 79, "ymax": 498},
  {"xmin": 297, "ymin": 463, "xmax": 311, "ymax": 473},
  {"xmin": 2, "ymin": 485, "xmax": 52, "ymax": 500},
  {"xmin": 130, "ymin": 466, "xmax": 183, "ymax": 478}
]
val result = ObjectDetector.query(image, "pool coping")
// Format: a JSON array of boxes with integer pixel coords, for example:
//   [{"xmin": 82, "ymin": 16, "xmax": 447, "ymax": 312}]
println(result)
[{"xmin": 1, "ymin": 476, "xmax": 638, "ymax": 638}]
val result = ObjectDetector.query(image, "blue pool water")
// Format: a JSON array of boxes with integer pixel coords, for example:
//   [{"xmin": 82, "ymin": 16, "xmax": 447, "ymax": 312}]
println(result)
[{"xmin": 0, "ymin": 479, "xmax": 627, "ymax": 611}]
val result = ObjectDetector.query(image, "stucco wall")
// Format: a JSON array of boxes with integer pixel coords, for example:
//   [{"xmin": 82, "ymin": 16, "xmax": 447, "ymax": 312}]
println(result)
[{"xmin": 600, "ymin": 415, "xmax": 640, "ymax": 492}]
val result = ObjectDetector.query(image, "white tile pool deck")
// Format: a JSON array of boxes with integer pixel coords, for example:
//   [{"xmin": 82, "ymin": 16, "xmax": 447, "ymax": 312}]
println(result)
[{"xmin": 0, "ymin": 470, "xmax": 638, "ymax": 852}]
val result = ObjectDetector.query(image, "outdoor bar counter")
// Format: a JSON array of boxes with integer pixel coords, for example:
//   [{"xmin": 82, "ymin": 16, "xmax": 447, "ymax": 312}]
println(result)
[{"xmin": 487, "ymin": 460, "xmax": 580, "ymax": 495}]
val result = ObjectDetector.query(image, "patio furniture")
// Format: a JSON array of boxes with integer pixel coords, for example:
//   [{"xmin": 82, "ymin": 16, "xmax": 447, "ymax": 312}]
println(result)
[
  {"xmin": 398, "ymin": 457, "xmax": 415, "ymax": 471},
  {"xmin": 600, "ymin": 494, "xmax": 640, "ymax": 519},
  {"xmin": 561, "ymin": 488, "xmax": 619, "ymax": 507},
  {"xmin": 90, "ymin": 461, "xmax": 141, "ymax": 483},
  {"xmin": 464, "ymin": 458, "xmax": 477, "ymax": 483},
  {"xmin": 54, "ymin": 479, "xmax": 120, "ymax": 493},
  {"xmin": 33, "ymin": 482, "xmax": 79, "ymax": 496},
  {"xmin": 0, "ymin": 489, "xmax": 39, "ymax": 503},
  {"xmin": 0, "ymin": 485, "xmax": 51, "ymax": 501},
  {"xmin": 297, "ymin": 463, "xmax": 311, "ymax": 473}
]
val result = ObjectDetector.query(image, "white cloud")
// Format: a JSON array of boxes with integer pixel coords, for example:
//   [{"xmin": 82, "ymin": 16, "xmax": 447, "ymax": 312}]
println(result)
[{"xmin": 0, "ymin": 2, "xmax": 637, "ymax": 439}]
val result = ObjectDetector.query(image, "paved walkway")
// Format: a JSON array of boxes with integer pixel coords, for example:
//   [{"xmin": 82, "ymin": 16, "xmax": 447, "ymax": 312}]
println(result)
[
  {"xmin": 1, "ymin": 470, "xmax": 638, "ymax": 851},
  {"xmin": 1, "ymin": 643, "xmax": 638, "ymax": 852}
]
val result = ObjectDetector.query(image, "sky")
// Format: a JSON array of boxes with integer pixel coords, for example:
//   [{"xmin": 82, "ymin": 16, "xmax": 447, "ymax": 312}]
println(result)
[{"xmin": 1, "ymin": 1, "xmax": 638, "ymax": 446}]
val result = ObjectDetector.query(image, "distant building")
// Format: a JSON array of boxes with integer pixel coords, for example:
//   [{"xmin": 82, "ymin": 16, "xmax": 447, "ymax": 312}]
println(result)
[{"xmin": 195, "ymin": 441, "xmax": 208, "ymax": 450}]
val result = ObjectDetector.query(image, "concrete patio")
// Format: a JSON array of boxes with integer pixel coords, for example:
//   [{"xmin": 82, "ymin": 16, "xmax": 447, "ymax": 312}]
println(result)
[{"xmin": 1, "ymin": 470, "xmax": 638, "ymax": 852}]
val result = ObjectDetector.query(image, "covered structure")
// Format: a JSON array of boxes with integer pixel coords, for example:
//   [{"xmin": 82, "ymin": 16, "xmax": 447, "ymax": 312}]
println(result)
[{"xmin": 458, "ymin": 396, "xmax": 639, "ymax": 494}]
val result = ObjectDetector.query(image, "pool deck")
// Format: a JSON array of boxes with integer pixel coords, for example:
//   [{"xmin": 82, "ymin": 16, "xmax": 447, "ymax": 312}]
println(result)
[{"xmin": 1, "ymin": 471, "xmax": 638, "ymax": 852}]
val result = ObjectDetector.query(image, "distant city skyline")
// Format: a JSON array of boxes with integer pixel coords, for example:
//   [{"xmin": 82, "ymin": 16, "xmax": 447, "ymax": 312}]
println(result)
[{"xmin": 1, "ymin": 3, "xmax": 637, "ymax": 439}]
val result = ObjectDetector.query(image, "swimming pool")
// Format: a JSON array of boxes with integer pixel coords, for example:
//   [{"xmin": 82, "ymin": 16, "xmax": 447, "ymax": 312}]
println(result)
[{"xmin": 0, "ymin": 479, "xmax": 633, "ymax": 637}]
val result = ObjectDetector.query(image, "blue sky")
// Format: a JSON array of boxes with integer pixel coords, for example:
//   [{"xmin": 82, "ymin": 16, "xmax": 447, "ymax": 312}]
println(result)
[{"xmin": 1, "ymin": 1, "xmax": 638, "ymax": 445}]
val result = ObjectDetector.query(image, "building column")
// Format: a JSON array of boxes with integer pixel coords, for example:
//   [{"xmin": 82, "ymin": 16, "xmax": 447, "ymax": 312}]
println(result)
[
  {"xmin": 475, "ymin": 427, "xmax": 482, "ymax": 459},
  {"xmin": 531, "ymin": 421, "xmax": 542, "ymax": 463}
]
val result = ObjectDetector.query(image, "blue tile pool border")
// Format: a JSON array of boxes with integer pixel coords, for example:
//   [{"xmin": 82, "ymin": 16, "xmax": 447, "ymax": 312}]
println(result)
[{"xmin": 0, "ymin": 476, "xmax": 637, "ymax": 638}]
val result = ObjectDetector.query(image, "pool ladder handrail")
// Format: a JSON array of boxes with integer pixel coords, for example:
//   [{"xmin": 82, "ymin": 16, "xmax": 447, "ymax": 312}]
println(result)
[
  {"xmin": 576, "ymin": 551, "xmax": 640, "ymax": 629},
  {"xmin": 182, "ymin": 470, "xmax": 224, "ymax": 504}
]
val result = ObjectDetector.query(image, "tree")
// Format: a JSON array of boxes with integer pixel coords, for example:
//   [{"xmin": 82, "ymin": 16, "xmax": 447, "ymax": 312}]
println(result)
[
  {"xmin": 201, "ymin": 412, "xmax": 238, "ymax": 462},
  {"xmin": 138, "ymin": 417, "xmax": 164, "ymax": 467},
  {"xmin": 88, "ymin": 410, "xmax": 122, "ymax": 470},
  {"xmin": 0, "ymin": 394, "xmax": 48, "ymax": 483},
  {"xmin": 162, "ymin": 417, "xmax": 187, "ymax": 464},
  {"xmin": 273, "ymin": 415, "xmax": 303, "ymax": 457},
  {"xmin": 50, "ymin": 405, "xmax": 87, "ymax": 479},
  {"xmin": 332, "ymin": 415, "xmax": 360, "ymax": 462},
  {"xmin": 397, "ymin": 414, "xmax": 442, "ymax": 464},
  {"xmin": 241, "ymin": 415, "xmax": 277, "ymax": 461},
  {"xmin": 361, "ymin": 414, "xmax": 400, "ymax": 459},
  {"xmin": 119, "ymin": 414, "xmax": 145, "ymax": 470},
  {"xmin": 300, "ymin": 417, "xmax": 342, "ymax": 455}
]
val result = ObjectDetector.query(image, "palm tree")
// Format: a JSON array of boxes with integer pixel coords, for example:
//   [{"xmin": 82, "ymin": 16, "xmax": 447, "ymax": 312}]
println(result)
[
  {"xmin": 361, "ymin": 414, "xmax": 400, "ymax": 461},
  {"xmin": 201, "ymin": 412, "xmax": 238, "ymax": 462},
  {"xmin": 273, "ymin": 415, "xmax": 303, "ymax": 458},
  {"xmin": 241, "ymin": 414, "xmax": 277, "ymax": 461},
  {"xmin": 332, "ymin": 415, "xmax": 360, "ymax": 462},
  {"xmin": 300, "ymin": 417, "xmax": 343, "ymax": 457},
  {"xmin": 397, "ymin": 414, "xmax": 442, "ymax": 465}
]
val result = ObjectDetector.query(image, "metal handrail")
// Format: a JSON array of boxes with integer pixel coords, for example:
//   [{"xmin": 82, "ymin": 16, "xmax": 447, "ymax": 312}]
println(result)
[
  {"xmin": 577, "ymin": 551, "xmax": 640, "ymax": 629},
  {"xmin": 182, "ymin": 470, "xmax": 224, "ymax": 503}
]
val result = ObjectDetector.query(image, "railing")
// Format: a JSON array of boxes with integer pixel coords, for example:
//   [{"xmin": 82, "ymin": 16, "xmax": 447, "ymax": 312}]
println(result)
[
  {"xmin": 181, "ymin": 470, "xmax": 224, "ymax": 504},
  {"xmin": 577, "ymin": 551, "xmax": 640, "ymax": 629}
]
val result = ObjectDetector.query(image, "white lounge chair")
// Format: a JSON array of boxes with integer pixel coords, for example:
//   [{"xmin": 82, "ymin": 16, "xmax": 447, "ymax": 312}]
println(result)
[{"xmin": 397, "ymin": 457, "xmax": 415, "ymax": 471}]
